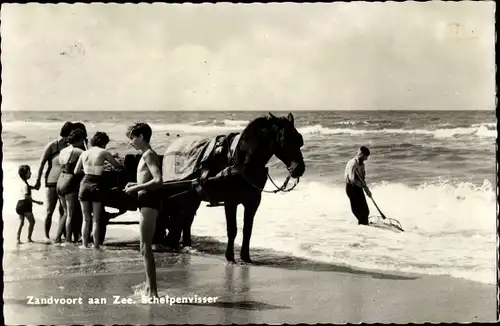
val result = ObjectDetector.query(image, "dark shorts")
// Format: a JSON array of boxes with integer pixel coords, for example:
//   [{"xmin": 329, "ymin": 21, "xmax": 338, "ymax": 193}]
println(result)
[
  {"xmin": 57, "ymin": 173, "xmax": 81, "ymax": 196},
  {"xmin": 78, "ymin": 174, "xmax": 102, "ymax": 202},
  {"xmin": 16, "ymin": 199, "xmax": 33, "ymax": 215},
  {"xmin": 137, "ymin": 191, "xmax": 162, "ymax": 211}
]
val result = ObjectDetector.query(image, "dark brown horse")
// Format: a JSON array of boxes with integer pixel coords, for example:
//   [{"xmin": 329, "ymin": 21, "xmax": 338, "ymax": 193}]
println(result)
[{"xmin": 159, "ymin": 112, "xmax": 306, "ymax": 263}]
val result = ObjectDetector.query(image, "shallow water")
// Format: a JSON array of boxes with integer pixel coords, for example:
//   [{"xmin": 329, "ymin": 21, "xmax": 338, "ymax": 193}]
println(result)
[{"xmin": 2, "ymin": 110, "xmax": 497, "ymax": 285}]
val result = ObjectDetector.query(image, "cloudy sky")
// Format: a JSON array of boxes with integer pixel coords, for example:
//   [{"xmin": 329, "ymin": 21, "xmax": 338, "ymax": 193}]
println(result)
[{"xmin": 1, "ymin": 2, "xmax": 495, "ymax": 111}]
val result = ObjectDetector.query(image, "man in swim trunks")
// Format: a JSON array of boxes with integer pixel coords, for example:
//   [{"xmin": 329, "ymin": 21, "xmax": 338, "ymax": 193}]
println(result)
[
  {"xmin": 34, "ymin": 121, "xmax": 74, "ymax": 242},
  {"xmin": 125, "ymin": 122, "xmax": 163, "ymax": 299},
  {"xmin": 344, "ymin": 146, "xmax": 372, "ymax": 225}
]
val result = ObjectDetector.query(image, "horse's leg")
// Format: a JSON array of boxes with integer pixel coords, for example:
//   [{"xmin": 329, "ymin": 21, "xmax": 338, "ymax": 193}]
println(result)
[
  {"xmin": 153, "ymin": 209, "xmax": 167, "ymax": 245},
  {"xmin": 224, "ymin": 202, "xmax": 238, "ymax": 263},
  {"xmin": 181, "ymin": 215, "xmax": 192, "ymax": 248},
  {"xmin": 241, "ymin": 195, "xmax": 261, "ymax": 263},
  {"xmin": 182, "ymin": 198, "xmax": 200, "ymax": 248},
  {"xmin": 164, "ymin": 206, "xmax": 182, "ymax": 250}
]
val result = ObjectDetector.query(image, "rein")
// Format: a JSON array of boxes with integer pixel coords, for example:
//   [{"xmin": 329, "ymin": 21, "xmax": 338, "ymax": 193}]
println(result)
[
  {"xmin": 228, "ymin": 126, "xmax": 301, "ymax": 194},
  {"xmin": 240, "ymin": 171, "xmax": 300, "ymax": 194}
]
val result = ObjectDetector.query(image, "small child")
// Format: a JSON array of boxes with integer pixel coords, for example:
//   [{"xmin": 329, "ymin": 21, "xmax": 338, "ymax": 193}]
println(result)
[{"xmin": 16, "ymin": 165, "xmax": 43, "ymax": 244}]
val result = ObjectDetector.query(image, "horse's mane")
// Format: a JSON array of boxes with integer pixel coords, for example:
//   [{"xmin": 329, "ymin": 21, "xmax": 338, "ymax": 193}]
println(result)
[
  {"xmin": 232, "ymin": 115, "xmax": 276, "ymax": 165},
  {"xmin": 240, "ymin": 115, "xmax": 272, "ymax": 138}
]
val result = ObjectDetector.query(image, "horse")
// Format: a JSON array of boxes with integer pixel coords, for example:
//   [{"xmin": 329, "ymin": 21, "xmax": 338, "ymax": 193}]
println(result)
[{"xmin": 158, "ymin": 112, "xmax": 305, "ymax": 263}]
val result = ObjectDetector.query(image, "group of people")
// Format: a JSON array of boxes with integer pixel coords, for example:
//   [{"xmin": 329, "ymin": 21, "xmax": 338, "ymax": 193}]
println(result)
[
  {"xmin": 16, "ymin": 121, "xmax": 163, "ymax": 298},
  {"xmin": 15, "ymin": 117, "xmax": 374, "ymax": 300}
]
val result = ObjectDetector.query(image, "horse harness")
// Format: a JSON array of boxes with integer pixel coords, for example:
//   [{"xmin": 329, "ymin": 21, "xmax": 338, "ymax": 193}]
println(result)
[
  {"xmin": 199, "ymin": 132, "xmax": 299, "ymax": 195},
  {"xmin": 164, "ymin": 131, "xmax": 299, "ymax": 202}
]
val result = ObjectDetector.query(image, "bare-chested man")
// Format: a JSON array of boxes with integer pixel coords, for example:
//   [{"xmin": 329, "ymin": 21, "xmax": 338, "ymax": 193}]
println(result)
[{"xmin": 124, "ymin": 122, "xmax": 163, "ymax": 299}]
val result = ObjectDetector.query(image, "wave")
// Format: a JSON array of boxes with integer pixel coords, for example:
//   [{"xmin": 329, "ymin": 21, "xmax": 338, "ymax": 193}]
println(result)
[
  {"xmin": 297, "ymin": 124, "xmax": 496, "ymax": 138},
  {"xmin": 2, "ymin": 119, "xmax": 496, "ymax": 139},
  {"xmin": 191, "ymin": 177, "xmax": 496, "ymax": 285},
  {"xmin": 2, "ymin": 120, "xmax": 249, "ymax": 135},
  {"xmin": 333, "ymin": 120, "xmax": 370, "ymax": 126},
  {"xmin": 471, "ymin": 122, "xmax": 496, "ymax": 129},
  {"xmin": 1, "ymin": 157, "xmax": 495, "ymax": 285}
]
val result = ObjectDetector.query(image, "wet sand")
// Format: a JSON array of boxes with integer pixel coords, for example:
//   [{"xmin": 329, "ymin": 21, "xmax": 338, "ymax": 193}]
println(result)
[{"xmin": 3, "ymin": 214, "xmax": 497, "ymax": 324}]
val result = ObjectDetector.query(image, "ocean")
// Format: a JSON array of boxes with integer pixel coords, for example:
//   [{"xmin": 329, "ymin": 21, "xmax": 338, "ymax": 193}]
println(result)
[{"xmin": 1, "ymin": 110, "xmax": 497, "ymax": 285}]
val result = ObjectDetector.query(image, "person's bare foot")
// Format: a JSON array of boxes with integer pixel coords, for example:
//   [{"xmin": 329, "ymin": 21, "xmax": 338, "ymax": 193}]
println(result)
[
  {"xmin": 142, "ymin": 285, "xmax": 159, "ymax": 302},
  {"xmin": 145, "ymin": 283, "xmax": 158, "ymax": 296}
]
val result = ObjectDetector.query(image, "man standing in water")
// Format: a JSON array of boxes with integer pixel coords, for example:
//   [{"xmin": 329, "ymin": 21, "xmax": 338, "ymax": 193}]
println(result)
[
  {"xmin": 124, "ymin": 122, "xmax": 162, "ymax": 299},
  {"xmin": 344, "ymin": 146, "xmax": 372, "ymax": 225}
]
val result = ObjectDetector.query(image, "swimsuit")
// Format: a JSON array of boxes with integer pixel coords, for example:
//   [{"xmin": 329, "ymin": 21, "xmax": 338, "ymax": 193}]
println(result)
[
  {"xmin": 137, "ymin": 190, "xmax": 162, "ymax": 211},
  {"xmin": 78, "ymin": 154, "xmax": 105, "ymax": 202},
  {"xmin": 78, "ymin": 174, "xmax": 102, "ymax": 202},
  {"xmin": 16, "ymin": 183, "xmax": 33, "ymax": 215},
  {"xmin": 57, "ymin": 149, "xmax": 82, "ymax": 196}
]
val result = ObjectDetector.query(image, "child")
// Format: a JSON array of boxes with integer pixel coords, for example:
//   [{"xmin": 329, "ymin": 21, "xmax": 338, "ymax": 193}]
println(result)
[
  {"xmin": 16, "ymin": 165, "xmax": 43, "ymax": 244},
  {"xmin": 124, "ymin": 122, "xmax": 163, "ymax": 299}
]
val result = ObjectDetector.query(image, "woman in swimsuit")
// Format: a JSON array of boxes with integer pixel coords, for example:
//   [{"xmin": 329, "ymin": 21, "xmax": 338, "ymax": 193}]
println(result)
[
  {"xmin": 34, "ymin": 122, "xmax": 74, "ymax": 242},
  {"xmin": 55, "ymin": 128, "xmax": 87, "ymax": 244},
  {"xmin": 16, "ymin": 165, "xmax": 43, "ymax": 244},
  {"xmin": 75, "ymin": 132, "xmax": 123, "ymax": 249},
  {"xmin": 67, "ymin": 122, "xmax": 88, "ymax": 241}
]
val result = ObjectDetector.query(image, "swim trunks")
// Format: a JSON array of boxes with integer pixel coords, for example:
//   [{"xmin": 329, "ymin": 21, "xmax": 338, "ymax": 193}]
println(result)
[
  {"xmin": 137, "ymin": 190, "xmax": 162, "ymax": 211},
  {"xmin": 16, "ymin": 199, "xmax": 33, "ymax": 215},
  {"xmin": 78, "ymin": 174, "xmax": 102, "ymax": 202}
]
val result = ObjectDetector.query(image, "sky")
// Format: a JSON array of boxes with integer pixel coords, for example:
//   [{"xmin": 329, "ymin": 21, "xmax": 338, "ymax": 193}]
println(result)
[{"xmin": 0, "ymin": 2, "xmax": 496, "ymax": 111}]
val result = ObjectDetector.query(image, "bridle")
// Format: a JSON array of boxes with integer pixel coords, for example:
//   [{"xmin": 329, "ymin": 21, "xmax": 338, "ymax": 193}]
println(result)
[
  {"xmin": 240, "ymin": 170, "xmax": 300, "ymax": 194},
  {"xmin": 229, "ymin": 128, "xmax": 301, "ymax": 194}
]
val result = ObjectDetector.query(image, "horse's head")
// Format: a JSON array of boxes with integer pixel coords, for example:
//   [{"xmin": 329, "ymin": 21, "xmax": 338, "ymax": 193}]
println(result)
[{"xmin": 268, "ymin": 112, "xmax": 305, "ymax": 178}]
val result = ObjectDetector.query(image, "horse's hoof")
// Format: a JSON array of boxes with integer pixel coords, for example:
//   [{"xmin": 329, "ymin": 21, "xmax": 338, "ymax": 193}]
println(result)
[
  {"xmin": 240, "ymin": 256, "xmax": 253, "ymax": 264},
  {"xmin": 225, "ymin": 253, "xmax": 236, "ymax": 263}
]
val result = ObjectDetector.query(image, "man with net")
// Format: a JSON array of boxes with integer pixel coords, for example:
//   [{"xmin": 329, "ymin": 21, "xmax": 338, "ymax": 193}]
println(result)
[{"xmin": 344, "ymin": 146, "xmax": 372, "ymax": 226}]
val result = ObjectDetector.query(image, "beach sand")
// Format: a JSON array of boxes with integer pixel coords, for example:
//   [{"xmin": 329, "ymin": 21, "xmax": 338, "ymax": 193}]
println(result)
[{"xmin": 3, "ymin": 214, "xmax": 498, "ymax": 324}]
